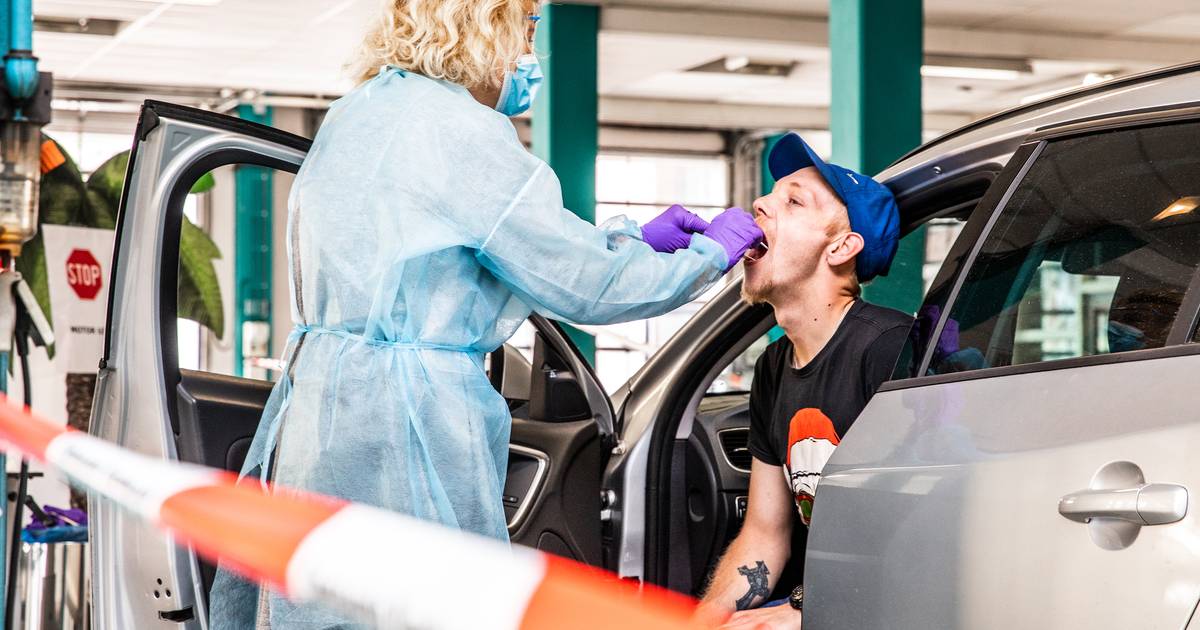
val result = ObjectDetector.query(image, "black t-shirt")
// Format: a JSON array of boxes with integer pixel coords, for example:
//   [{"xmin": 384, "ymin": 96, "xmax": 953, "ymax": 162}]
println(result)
[{"xmin": 748, "ymin": 299, "xmax": 912, "ymax": 590}]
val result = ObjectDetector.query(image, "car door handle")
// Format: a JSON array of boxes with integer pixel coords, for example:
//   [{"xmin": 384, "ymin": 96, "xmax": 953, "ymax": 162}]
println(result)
[{"xmin": 1059, "ymin": 483, "xmax": 1188, "ymax": 526}]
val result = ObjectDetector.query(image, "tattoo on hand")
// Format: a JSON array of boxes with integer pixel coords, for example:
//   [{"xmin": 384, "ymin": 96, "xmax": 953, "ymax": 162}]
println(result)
[{"xmin": 734, "ymin": 561, "xmax": 770, "ymax": 611}]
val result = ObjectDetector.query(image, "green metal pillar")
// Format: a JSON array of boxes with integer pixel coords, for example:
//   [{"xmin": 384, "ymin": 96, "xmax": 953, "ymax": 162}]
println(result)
[
  {"xmin": 531, "ymin": 3, "xmax": 599, "ymax": 362},
  {"xmin": 830, "ymin": 0, "xmax": 926, "ymax": 315},
  {"xmin": 234, "ymin": 104, "xmax": 274, "ymax": 376},
  {"xmin": 760, "ymin": 133, "xmax": 788, "ymax": 343}
]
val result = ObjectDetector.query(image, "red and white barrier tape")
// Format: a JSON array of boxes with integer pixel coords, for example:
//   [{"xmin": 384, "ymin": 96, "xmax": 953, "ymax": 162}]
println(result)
[{"xmin": 0, "ymin": 397, "xmax": 704, "ymax": 629}]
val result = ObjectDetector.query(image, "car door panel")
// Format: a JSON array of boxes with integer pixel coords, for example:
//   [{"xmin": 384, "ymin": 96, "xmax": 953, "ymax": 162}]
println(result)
[
  {"xmin": 808, "ymin": 355, "xmax": 1200, "ymax": 629},
  {"xmin": 509, "ymin": 417, "xmax": 602, "ymax": 563},
  {"xmin": 506, "ymin": 318, "xmax": 615, "ymax": 565},
  {"xmin": 173, "ymin": 370, "xmax": 274, "ymax": 602},
  {"xmin": 175, "ymin": 370, "xmax": 272, "ymax": 473},
  {"xmin": 92, "ymin": 102, "xmax": 307, "ymax": 630},
  {"xmin": 684, "ymin": 394, "xmax": 752, "ymax": 594}
]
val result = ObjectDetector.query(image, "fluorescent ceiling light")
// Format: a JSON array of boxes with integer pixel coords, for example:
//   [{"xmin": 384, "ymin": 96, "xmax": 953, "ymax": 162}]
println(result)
[
  {"xmin": 921, "ymin": 54, "xmax": 1031, "ymax": 81},
  {"xmin": 920, "ymin": 66, "xmax": 1022, "ymax": 80},
  {"xmin": 688, "ymin": 57, "xmax": 795, "ymax": 78},
  {"xmin": 51, "ymin": 99, "xmax": 141, "ymax": 114},
  {"xmin": 1153, "ymin": 196, "xmax": 1200, "ymax": 222},
  {"xmin": 724, "ymin": 56, "xmax": 751, "ymax": 72},
  {"xmin": 35, "ymin": 16, "xmax": 123, "ymax": 37},
  {"xmin": 128, "ymin": 0, "xmax": 223, "ymax": 5}
]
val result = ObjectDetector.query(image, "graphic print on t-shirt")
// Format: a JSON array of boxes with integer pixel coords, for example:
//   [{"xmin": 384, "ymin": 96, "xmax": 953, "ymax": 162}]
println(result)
[{"xmin": 785, "ymin": 408, "xmax": 840, "ymax": 526}]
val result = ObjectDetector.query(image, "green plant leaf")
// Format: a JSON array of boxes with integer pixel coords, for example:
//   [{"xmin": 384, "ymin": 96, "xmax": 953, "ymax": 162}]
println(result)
[
  {"xmin": 178, "ymin": 217, "xmax": 225, "ymax": 339},
  {"xmin": 84, "ymin": 151, "xmax": 129, "ymax": 215},
  {"xmin": 82, "ymin": 149, "xmax": 225, "ymax": 337},
  {"xmin": 190, "ymin": 172, "xmax": 216, "ymax": 195},
  {"xmin": 14, "ymin": 233, "xmax": 54, "ymax": 358},
  {"xmin": 40, "ymin": 154, "xmax": 90, "ymax": 226}
]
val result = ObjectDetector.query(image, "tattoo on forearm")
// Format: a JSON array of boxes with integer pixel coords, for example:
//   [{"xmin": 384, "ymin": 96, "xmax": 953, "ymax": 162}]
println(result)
[{"xmin": 734, "ymin": 561, "xmax": 770, "ymax": 610}]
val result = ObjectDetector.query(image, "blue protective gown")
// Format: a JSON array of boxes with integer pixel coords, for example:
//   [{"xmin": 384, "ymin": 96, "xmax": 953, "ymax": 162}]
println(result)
[{"xmin": 208, "ymin": 68, "xmax": 726, "ymax": 628}]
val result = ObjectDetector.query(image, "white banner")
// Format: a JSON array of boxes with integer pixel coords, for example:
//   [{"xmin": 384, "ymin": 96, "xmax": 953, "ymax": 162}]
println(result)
[{"xmin": 43, "ymin": 225, "xmax": 114, "ymax": 374}]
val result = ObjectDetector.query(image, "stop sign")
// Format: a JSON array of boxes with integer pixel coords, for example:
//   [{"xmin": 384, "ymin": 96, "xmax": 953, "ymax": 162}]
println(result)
[{"xmin": 66, "ymin": 249, "xmax": 103, "ymax": 300}]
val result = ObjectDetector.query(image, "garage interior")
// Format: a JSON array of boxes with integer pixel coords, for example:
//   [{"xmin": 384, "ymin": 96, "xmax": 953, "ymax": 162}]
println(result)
[
  {"xmin": 12, "ymin": 0, "xmax": 1200, "ymax": 577},
  {"xmin": 0, "ymin": 1, "xmax": 1189, "ymax": 628}
]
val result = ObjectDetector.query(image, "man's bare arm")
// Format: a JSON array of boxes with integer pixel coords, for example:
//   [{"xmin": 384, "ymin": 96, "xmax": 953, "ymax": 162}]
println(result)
[{"xmin": 697, "ymin": 456, "xmax": 795, "ymax": 620}]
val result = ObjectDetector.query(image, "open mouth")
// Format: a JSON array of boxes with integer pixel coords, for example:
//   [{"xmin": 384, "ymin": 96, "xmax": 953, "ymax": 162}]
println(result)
[{"xmin": 744, "ymin": 237, "xmax": 769, "ymax": 264}]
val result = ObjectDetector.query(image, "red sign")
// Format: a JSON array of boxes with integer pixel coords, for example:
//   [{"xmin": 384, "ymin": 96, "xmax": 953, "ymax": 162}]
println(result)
[{"xmin": 66, "ymin": 249, "xmax": 103, "ymax": 300}]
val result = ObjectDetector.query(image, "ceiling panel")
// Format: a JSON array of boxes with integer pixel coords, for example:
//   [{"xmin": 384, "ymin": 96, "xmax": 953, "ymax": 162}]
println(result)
[
  {"xmin": 1119, "ymin": 12, "xmax": 1200, "ymax": 40},
  {"xmin": 34, "ymin": 0, "xmax": 374, "ymax": 93}
]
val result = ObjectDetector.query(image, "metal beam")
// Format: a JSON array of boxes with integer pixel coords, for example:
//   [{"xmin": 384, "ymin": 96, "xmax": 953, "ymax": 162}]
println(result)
[
  {"xmin": 602, "ymin": 6, "xmax": 1199, "ymax": 65},
  {"xmin": 599, "ymin": 96, "xmax": 973, "ymax": 133},
  {"xmin": 48, "ymin": 78, "xmax": 976, "ymax": 134},
  {"xmin": 532, "ymin": 3, "xmax": 599, "ymax": 363}
]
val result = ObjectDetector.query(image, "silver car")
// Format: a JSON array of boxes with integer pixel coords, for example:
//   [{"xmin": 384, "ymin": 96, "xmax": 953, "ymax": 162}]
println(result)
[{"xmin": 92, "ymin": 61, "xmax": 1200, "ymax": 629}]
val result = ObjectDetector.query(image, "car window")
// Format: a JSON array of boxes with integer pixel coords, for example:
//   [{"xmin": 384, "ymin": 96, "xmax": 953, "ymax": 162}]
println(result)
[
  {"xmin": 708, "ymin": 331, "xmax": 774, "ymax": 394},
  {"xmin": 921, "ymin": 120, "xmax": 1200, "ymax": 376}
]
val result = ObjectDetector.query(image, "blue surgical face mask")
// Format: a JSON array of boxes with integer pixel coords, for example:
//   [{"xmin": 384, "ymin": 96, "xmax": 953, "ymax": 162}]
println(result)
[{"xmin": 495, "ymin": 54, "xmax": 543, "ymax": 117}]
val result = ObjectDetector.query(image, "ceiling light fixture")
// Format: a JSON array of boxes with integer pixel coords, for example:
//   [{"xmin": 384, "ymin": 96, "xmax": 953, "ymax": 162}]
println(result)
[
  {"xmin": 34, "ymin": 16, "xmax": 123, "ymax": 37},
  {"xmin": 128, "ymin": 0, "xmax": 223, "ymax": 6},
  {"xmin": 723, "ymin": 56, "xmax": 751, "ymax": 72},
  {"xmin": 51, "ymin": 99, "xmax": 142, "ymax": 114},
  {"xmin": 1152, "ymin": 196, "xmax": 1200, "ymax": 222},
  {"xmin": 688, "ymin": 57, "xmax": 796, "ymax": 78},
  {"xmin": 921, "ymin": 54, "xmax": 1031, "ymax": 81}
]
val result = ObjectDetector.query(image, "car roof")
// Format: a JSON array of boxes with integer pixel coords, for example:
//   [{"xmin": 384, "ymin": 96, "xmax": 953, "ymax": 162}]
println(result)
[{"xmin": 879, "ymin": 60, "xmax": 1200, "ymax": 199}]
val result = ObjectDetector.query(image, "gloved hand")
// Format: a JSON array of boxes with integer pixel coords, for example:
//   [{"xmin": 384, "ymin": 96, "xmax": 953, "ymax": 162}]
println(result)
[
  {"xmin": 641, "ymin": 204, "xmax": 711, "ymax": 253},
  {"xmin": 704, "ymin": 207, "xmax": 764, "ymax": 271}
]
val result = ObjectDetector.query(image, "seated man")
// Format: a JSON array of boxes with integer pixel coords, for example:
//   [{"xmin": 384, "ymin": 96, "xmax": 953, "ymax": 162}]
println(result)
[{"xmin": 697, "ymin": 133, "xmax": 913, "ymax": 629}]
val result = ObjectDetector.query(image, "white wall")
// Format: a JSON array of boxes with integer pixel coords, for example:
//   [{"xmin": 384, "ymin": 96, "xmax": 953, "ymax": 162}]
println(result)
[{"xmin": 204, "ymin": 165, "xmax": 238, "ymax": 376}]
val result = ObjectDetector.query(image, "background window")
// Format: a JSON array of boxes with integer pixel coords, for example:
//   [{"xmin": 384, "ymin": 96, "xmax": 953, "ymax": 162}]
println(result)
[
  {"xmin": 926, "ymin": 121, "xmax": 1200, "ymax": 376},
  {"xmin": 592, "ymin": 153, "xmax": 732, "ymax": 390}
]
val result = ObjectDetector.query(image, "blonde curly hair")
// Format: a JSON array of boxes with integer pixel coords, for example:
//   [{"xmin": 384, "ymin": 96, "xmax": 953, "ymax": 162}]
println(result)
[{"xmin": 352, "ymin": 0, "xmax": 536, "ymax": 88}]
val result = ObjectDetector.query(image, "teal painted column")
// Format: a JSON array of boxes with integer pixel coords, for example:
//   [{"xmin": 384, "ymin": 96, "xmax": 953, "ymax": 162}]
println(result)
[
  {"xmin": 830, "ymin": 0, "xmax": 926, "ymax": 315},
  {"xmin": 760, "ymin": 133, "xmax": 788, "ymax": 343},
  {"xmin": 234, "ymin": 104, "xmax": 274, "ymax": 377},
  {"xmin": 531, "ymin": 3, "xmax": 599, "ymax": 362}
]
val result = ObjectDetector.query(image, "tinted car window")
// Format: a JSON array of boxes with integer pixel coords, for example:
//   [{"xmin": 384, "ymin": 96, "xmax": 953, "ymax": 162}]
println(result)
[{"xmin": 925, "ymin": 121, "xmax": 1200, "ymax": 375}]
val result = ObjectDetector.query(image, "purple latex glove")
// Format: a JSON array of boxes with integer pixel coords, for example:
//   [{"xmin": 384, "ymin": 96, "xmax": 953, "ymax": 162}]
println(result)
[
  {"xmin": 641, "ymin": 204, "xmax": 711, "ymax": 253},
  {"xmin": 915, "ymin": 305, "xmax": 960, "ymax": 360},
  {"xmin": 45, "ymin": 505, "xmax": 88, "ymax": 527},
  {"xmin": 23, "ymin": 503, "xmax": 86, "ymax": 531},
  {"xmin": 704, "ymin": 207, "xmax": 764, "ymax": 271}
]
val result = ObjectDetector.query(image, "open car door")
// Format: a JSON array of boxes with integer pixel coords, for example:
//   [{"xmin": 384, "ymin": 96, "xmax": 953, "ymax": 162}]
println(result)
[{"xmin": 91, "ymin": 101, "xmax": 613, "ymax": 629}]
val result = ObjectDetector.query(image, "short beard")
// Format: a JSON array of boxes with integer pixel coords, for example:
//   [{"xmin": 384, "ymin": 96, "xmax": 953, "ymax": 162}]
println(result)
[{"xmin": 741, "ymin": 278, "xmax": 774, "ymax": 306}]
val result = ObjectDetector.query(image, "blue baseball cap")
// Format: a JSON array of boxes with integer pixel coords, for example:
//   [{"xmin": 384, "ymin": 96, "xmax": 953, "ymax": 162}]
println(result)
[{"xmin": 767, "ymin": 132, "xmax": 900, "ymax": 282}]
